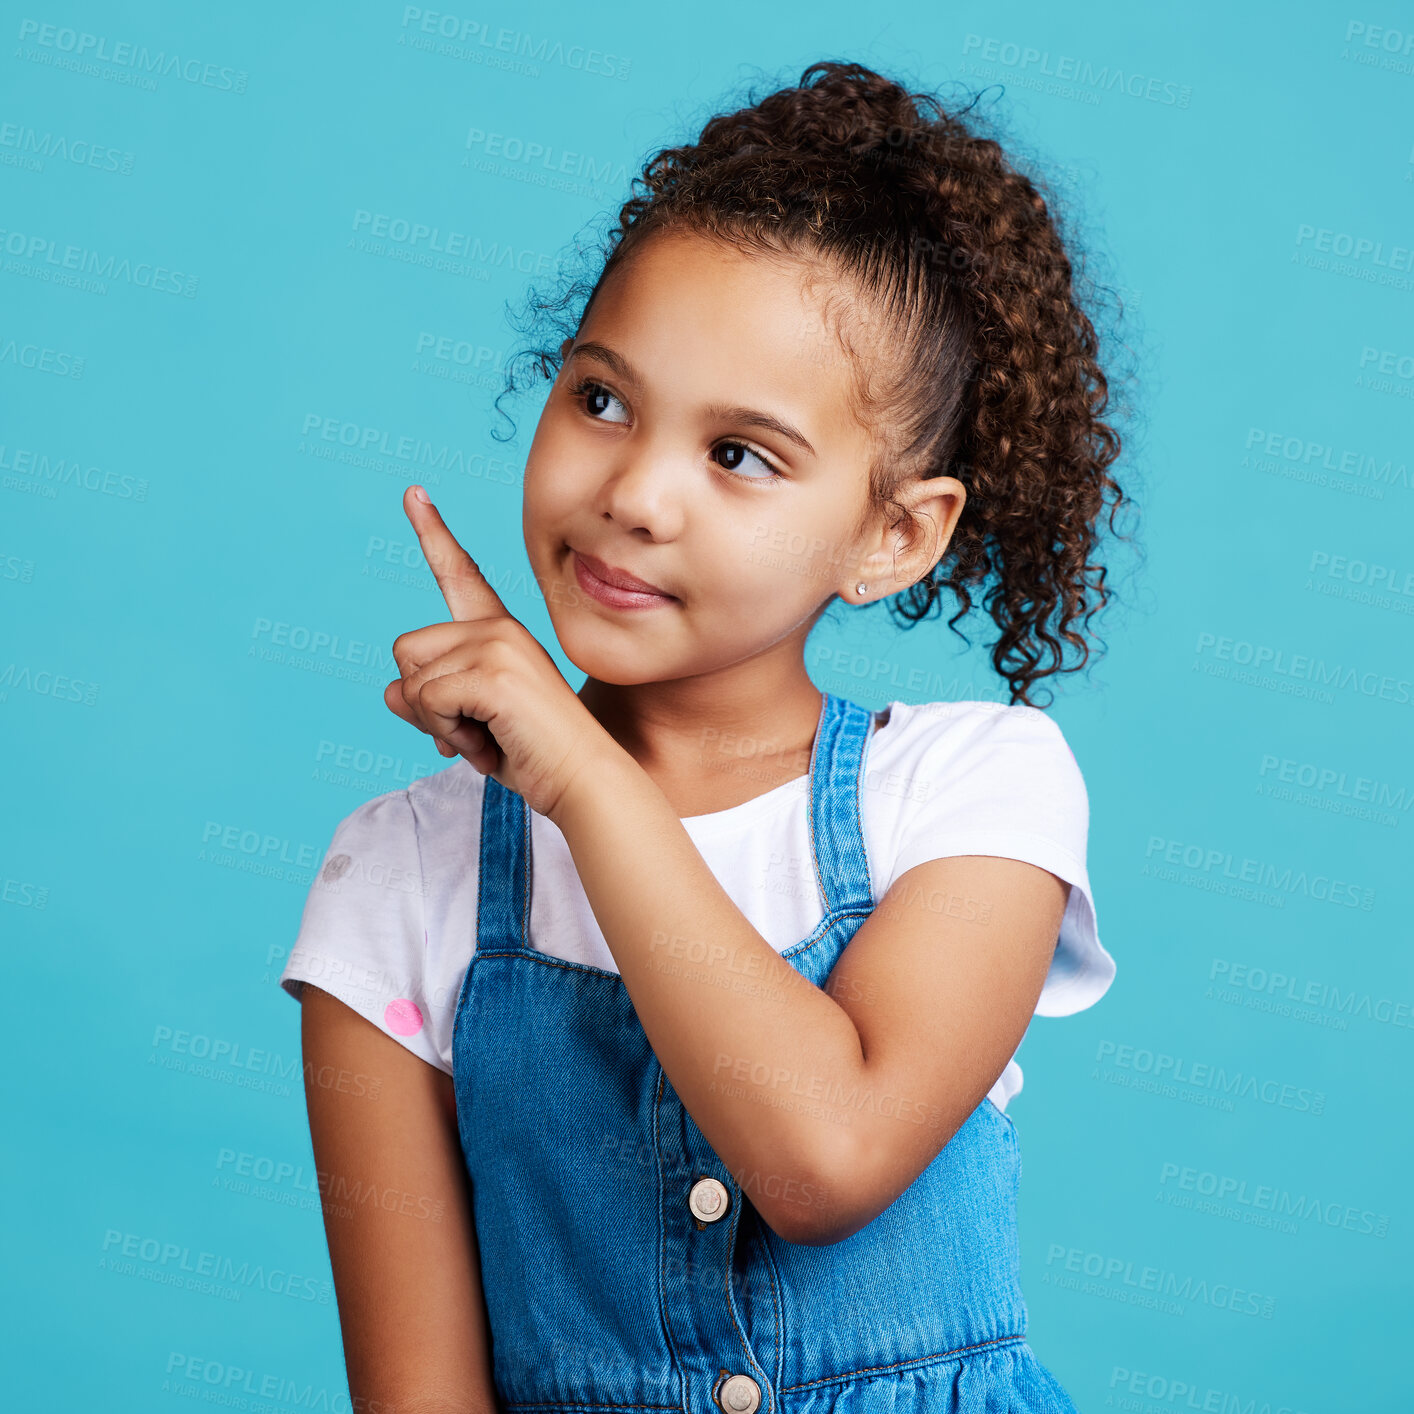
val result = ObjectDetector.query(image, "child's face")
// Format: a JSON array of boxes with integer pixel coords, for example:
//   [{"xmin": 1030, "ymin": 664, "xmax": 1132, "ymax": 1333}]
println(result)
[{"xmin": 522, "ymin": 228, "xmax": 930, "ymax": 689}]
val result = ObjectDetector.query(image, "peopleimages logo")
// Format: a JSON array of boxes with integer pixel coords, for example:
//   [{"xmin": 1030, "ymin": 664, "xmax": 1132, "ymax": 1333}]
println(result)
[
  {"xmin": 0, "ymin": 120, "xmax": 135, "ymax": 174},
  {"xmin": 299, "ymin": 412, "xmax": 520, "ymax": 484},
  {"xmin": 1108, "ymin": 1366, "xmax": 1310, "ymax": 1414},
  {"xmin": 1242, "ymin": 426, "xmax": 1411, "ymax": 492},
  {"xmin": 1157, "ymin": 1161, "xmax": 1390, "ymax": 1238},
  {"xmin": 0, "ymin": 446, "xmax": 146, "ymax": 503},
  {"xmin": 1143, "ymin": 834, "xmax": 1376, "ymax": 910},
  {"xmin": 100, "ymin": 1230, "xmax": 330, "ymax": 1303},
  {"xmin": 1294, "ymin": 223, "xmax": 1413, "ymax": 272},
  {"xmin": 1340, "ymin": 20, "xmax": 1414, "ymax": 75},
  {"xmin": 397, "ymin": 8, "xmax": 631, "ymax": 80},
  {"xmin": 1208, "ymin": 959, "xmax": 1414, "ymax": 1031},
  {"xmin": 961, "ymin": 34, "xmax": 1191, "ymax": 106},
  {"xmin": 0, "ymin": 338, "xmax": 85, "ymax": 378},
  {"xmin": 163, "ymin": 1354, "xmax": 390, "ymax": 1413},
  {"xmin": 1043, "ymin": 1244, "xmax": 1275, "ymax": 1318},
  {"xmin": 463, "ymin": 127, "xmax": 630, "ymax": 186},
  {"xmin": 1193, "ymin": 630, "xmax": 1413, "ymax": 707},
  {"xmin": 1257, "ymin": 751, "xmax": 1412, "ymax": 813},
  {"xmin": 0, "ymin": 225, "xmax": 198, "ymax": 296},
  {"xmin": 15, "ymin": 19, "xmax": 248, "ymax": 92},
  {"xmin": 1094, "ymin": 1040, "xmax": 1326, "ymax": 1115}
]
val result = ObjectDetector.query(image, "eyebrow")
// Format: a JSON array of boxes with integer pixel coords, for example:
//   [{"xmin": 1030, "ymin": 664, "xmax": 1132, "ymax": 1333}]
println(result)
[{"xmin": 566, "ymin": 340, "xmax": 818, "ymax": 458}]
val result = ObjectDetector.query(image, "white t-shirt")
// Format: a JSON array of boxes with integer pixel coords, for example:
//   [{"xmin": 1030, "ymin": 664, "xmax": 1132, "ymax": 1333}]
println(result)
[{"xmin": 279, "ymin": 698, "xmax": 1115, "ymax": 1113}]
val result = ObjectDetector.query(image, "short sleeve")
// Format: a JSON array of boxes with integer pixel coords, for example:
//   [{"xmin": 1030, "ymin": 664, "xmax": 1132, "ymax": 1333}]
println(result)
[
  {"xmin": 885, "ymin": 704, "xmax": 1115, "ymax": 1019},
  {"xmin": 279, "ymin": 790, "xmax": 444, "ymax": 1071}
]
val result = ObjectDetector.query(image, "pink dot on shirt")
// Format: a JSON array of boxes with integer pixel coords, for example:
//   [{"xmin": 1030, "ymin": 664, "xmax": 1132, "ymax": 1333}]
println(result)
[{"xmin": 385, "ymin": 999, "xmax": 424, "ymax": 1036}]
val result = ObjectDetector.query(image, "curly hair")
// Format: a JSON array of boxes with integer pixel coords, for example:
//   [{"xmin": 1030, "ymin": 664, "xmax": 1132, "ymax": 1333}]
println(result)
[{"xmin": 492, "ymin": 60, "xmax": 1139, "ymax": 707}]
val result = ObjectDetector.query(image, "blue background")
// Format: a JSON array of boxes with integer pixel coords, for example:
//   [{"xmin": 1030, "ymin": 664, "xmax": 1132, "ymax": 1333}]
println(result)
[{"xmin": 4, "ymin": 2, "xmax": 1411, "ymax": 1409}]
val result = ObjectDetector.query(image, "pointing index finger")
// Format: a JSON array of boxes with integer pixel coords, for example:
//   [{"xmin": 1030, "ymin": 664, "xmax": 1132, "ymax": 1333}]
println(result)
[{"xmin": 403, "ymin": 485, "xmax": 505, "ymax": 622}]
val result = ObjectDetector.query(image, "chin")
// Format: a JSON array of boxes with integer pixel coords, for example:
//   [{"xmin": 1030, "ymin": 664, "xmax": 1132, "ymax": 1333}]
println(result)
[{"xmin": 548, "ymin": 618, "xmax": 659, "ymax": 686}]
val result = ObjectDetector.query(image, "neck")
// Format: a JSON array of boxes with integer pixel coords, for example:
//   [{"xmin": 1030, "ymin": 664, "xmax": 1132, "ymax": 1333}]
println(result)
[{"xmin": 576, "ymin": 670, "xmax": 825, "ymax": 787}]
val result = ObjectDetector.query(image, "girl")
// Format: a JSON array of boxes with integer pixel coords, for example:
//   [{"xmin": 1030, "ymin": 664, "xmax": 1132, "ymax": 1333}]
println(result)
[{"xmin": 282, "ymin": 60, "xmax": 1130, "ymax": 1414}]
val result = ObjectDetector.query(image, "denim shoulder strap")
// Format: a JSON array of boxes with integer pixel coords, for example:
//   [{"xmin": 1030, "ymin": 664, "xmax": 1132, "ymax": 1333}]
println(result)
[
  {"xmin": 807, "ymin": 691, "xmax": 877, "ymax": 914},
  {"xmin": 475, "ymin": 691, "xmax": 877, "ymax": 951},
  {"xmin": 475, "ymin": 775, "xmax": 532, "ymax": 953}
]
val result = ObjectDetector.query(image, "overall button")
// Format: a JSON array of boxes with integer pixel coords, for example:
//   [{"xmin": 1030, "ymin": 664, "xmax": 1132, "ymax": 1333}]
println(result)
[
  {"xmin": 716, "ymin": 1373, "xmax": 761, "ymax": 1413},
  {"xmin": 688, "ymin": 1176, "xmax": 730, "ymax": 1224}
]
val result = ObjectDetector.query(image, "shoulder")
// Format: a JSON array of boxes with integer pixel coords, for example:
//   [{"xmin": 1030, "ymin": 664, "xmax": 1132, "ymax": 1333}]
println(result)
[
  {"xmin": 327, "ymin": 784, "xmax": 414, "ymax": 842},
  {"xmin": 889, "ymin": 697, "xmax": 1076, "ymax": 748},
  {"xmin": 283, "ymin": 764, "xmax": 486, "ymax": 1072},
  {"xmin": 872, "ymin": 699, "xmax": 1112, "ymax": 1020},
  {"xmin": 870, "ymin": 698, "xmax": 1089, "ymax": 896},
  {"xmin": 404, "ymin": 758, "xmax": 487, "ymax": 833},
  {"xmin": 878, "ymin": 699, "xmax": 1085, "ymax": 807},
  {"xmin": 313, "ymin": 761, "xmax": 486, "ymax": 887}
]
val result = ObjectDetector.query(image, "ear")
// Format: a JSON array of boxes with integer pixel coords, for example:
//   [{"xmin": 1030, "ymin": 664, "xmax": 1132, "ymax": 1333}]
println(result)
[{"xmin": 846, "ymin": 475, "xmax": 966, "ymax": 601}]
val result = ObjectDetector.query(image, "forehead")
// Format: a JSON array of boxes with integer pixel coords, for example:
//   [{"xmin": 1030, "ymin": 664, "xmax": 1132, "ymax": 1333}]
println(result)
[{"xmin": 579, "ymin": 228, "xmax": 879, "ymax": 455}]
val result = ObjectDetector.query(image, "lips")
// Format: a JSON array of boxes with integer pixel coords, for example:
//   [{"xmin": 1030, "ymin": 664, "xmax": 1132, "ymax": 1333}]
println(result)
[{"xmin": 572, "ymin": 548, "xmax": 676, "ymax": 599}]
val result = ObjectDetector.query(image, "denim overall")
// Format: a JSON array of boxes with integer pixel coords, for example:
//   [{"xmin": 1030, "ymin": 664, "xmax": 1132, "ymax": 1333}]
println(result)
[{"xmin": 451, "ymin": 691, "xmax": 1079, "ymax": 1413}]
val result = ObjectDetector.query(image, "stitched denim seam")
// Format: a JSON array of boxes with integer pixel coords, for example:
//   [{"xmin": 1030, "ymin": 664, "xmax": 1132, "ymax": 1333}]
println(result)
[
  {"xmin": 804, "ymin": 693, "xmax": 831, "ymax": 914},
  {"xmin": 779, "ymin": 1332, "xmax": 1028, "ymax": 1392},
  {"xmin": 450, "ymin": 783, "xmax": 493, "ymax": 1073},
  {"xmin": 470, "ymin": 950, "xmax": 637, "ymax": 980},
  {"xmin": 854, "ymin": 704, "xmax": 876, "ymax": 903},
  {"xmin": 721, "ymin": 1177, "xmax": 772, "ymax": 1409},
  {"xmin": 504, "ymin": 1403, "xmax": 682, "ymax": 1412},
  {"xmin": 518, "ymin": 787, "xmax": 532, "ymax": 944},
  {"xmin": 780, "ymin": 907, "xmax": 873, "ymax": 963},
  {"xmin": 651, "ymin": 1068, "xmax": 687, "ymax": 1412},
  {"xmin": 985, "ymin": 1092, "xmax": 1020, "ymax": 1140},
  {"xmin": 755, "ymin": 1205, "xmax": 787, "ymax": 1395}
]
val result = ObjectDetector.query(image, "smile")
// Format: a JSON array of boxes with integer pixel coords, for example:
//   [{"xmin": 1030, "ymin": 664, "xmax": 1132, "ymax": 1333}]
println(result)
[{"xmin": 571, "ymin": 551, "xmax": 679, "ymax": 611}]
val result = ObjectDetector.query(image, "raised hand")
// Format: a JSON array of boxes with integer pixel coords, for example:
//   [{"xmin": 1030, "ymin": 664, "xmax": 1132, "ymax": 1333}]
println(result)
[{"xmin": 383, "ymin": 485, "xmax": 615, "ymax": 821}]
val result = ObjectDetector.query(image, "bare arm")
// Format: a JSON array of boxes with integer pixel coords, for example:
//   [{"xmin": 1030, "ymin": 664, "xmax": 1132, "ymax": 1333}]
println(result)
[
  {"xmin": 552, "ymin": 750, "xmax": 1068, "ymax": 1246},
  {"xmin": 300, "ymin": 984, "xmax": 499, "ymax": 1414},
  {"xmin": 808, "ymin": 853, "xmax": 1068, "ymax": 1243}
]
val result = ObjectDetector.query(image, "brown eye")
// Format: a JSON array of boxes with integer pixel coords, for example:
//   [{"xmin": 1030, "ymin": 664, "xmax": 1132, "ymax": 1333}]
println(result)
[
  {"xmin": 571, "ymin": 378, "xmax": 629, "ymax": 424},
  {"xmin": 714, "ymin": 441, "xmax": 780, "ymax": 481}
]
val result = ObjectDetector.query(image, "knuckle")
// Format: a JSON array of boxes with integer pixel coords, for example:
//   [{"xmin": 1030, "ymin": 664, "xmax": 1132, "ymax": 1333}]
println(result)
[{"xmin": 483, "ymin": 634, "xmax": 516, "ymax": 669}]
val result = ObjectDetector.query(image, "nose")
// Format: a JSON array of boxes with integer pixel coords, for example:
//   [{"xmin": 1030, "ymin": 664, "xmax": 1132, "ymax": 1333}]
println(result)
[{"xmin": 593, "ymin": 440, "xmax": 687, "ymax": 541}]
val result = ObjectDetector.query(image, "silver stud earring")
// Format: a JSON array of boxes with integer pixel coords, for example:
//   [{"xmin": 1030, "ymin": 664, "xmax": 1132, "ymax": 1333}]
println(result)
[{"xmin": 856, "ymin": 582, "xmax": 867, "ymax": 596}]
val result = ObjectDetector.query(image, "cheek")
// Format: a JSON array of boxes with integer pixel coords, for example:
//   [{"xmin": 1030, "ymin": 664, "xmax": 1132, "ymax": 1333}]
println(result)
[
  {"xmin": 698, "ymin": 516, "xmax": 822, "ymax": 614},
  {"xmin": 732, "ymin": 512, "xmax": 839, "ymax": 599},
  {"xmin": 523, "ymin": 421, "xmax": 587, "ymax": 523}
]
